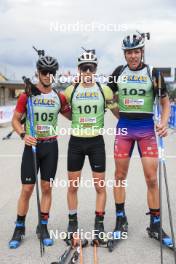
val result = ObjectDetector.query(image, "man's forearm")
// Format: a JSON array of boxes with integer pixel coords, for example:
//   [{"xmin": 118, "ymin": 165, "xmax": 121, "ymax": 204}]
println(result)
[
  {"xmin": 12, "ymin": 118, "xmax": 25, "ymax": 135},
  {"xmin": 161, "ymin": 97, "xmax": 170, "ymax": 125}
]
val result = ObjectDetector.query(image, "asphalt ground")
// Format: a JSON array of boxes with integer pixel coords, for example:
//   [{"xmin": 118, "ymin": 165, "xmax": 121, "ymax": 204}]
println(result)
[{"xmin": 0, "ymin": 111, "xmax": 176, "ymax": 264}]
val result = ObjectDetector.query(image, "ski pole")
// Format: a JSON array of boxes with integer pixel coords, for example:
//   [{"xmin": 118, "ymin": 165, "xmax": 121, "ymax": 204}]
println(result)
[
  {"xmin": 156, "ymin": 71, "xmax": 165, "ymax": 264},
  {"xmin": 22, "ymin": 76, "xmax": 45, "ymax": 257},
  {"xmin": 33, "ymin": 46, "xmax": 45, "ymax": 57},
  {"xmin": 163, "ymin": 162, "xmax": 176, "ymax": 263},
  {"xmin": 136, "ymin": 31, "xmax": 150, "ymax": 63},
  {"xmin": 157, "ymin": 73, "xmax": 176, "ymax": 263},
  {"xmin": 57, "ymin": 245, "xmax": 72, "ymax": 264},
  {"xmin": 3, "ymin": 116, "xmax": 26, "ymax": 140},
  {"xmin": 68, "ymin": 238, "xmax": 88, "ymax": 264},
  {"xmin": 2, "ymin": 130, "xmax": 14, "ymax": 140},
  {"xmin": 79, "ymin": 239, "xmax": 83, "ymax": 264},
  {"xmin": 94, "ymin": 243, "xmax": 98, "ymax": 264},
  {"xmin": 92, "ymin": 240, "xmax": 98, "ymax": 264}
]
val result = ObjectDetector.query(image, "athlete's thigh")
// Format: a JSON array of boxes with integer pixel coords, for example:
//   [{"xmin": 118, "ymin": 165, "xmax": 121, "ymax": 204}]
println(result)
[
  {"xmin": 87, "ymin": 136, "xmax": 106, "ymax": 173},
  {"xmin": 114, "ymin": 131, "xmax": 135, "ymax": 160},
  {"xmin": 137, "ymin": 131, "xmax": 158, "ymax": 158},
  {"xmin": 114, "ymin": 158, "xmax": 130, "ymax": 179},
  {"xmin": 40, "ymin": 141, "xmax": 58, "ymax": 182},
  {"xmin": 21, "ymin": 145, "xmax": 39, "ymax": 184},
  {"xmin": 137, "ymin": 130, "xmax": 158, "ymax": 180},
  {"xmin": 67, "ymin": 136, "xmax": 85, "ymax": 172}
]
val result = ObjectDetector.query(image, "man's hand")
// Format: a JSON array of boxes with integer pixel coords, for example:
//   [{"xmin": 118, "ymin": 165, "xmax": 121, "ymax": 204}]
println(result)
[
  {"xmin": 24, "ymin": 135, "xmax": 37, "ymax": 146},
  {"xmin": 156, "ymin": 123, "xmax": 168, "ymax": 137}
]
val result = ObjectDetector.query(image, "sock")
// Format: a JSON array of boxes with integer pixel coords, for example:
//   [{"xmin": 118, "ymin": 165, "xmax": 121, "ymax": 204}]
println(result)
[
  {"xmin": 16, "ymin": 214, "xmax": 26, "ymax": 223},
  {"xmin": 41, "ymin": 212, "xmax": 49, "ymax": 224},
  {"xmin": 69, "ymin": 213, "xmax": 77, "ymax": 221},
  {"xmin": 95, "ymin": 211, "xmax": 105, "ymax": 221},
  {"xmin": 69, "ymin": 210, "xmax": 77, "ymax": 216},
  {"xmin": 149, "ymin": 208, "xmax": 160, "ymax": 217},
  {"xmin": 115, "ymin": 203, "xmax": 125, "ymax": 217},
  {"xmin": 95, "ymin": 211, "xmax": 105, "ymax": 216},
  {"xmin": 149, "ymin": 208, "xmax": 160, "ymax": 224}
]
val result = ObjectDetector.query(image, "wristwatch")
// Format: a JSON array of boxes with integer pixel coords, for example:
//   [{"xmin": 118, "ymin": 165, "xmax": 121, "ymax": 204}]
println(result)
[{"xmin": 20, "ymin": 132, "xmax": 26, "ymax": 140}]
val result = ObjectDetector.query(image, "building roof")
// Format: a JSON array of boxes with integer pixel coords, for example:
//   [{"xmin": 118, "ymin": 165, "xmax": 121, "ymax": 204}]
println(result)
[
  {"xmin": 0, "ymin": 80, "xmax": 25, "ymax": 89},
  {"xmin": 0, "ymin": 73, "xmax": 8, "ymax": 81}
]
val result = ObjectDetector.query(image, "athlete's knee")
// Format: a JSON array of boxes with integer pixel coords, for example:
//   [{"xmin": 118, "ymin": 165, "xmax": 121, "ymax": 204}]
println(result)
[
  {"xmin": 94, "ymin": 182, "xmax": 106, "ymax": 194},
  {"xmin": 41, "ymin": 182, "xmax": 52, "ymax": 195},
  {"xmin": 115, "ymin": 169, "xmax": 127, "ymax": 182},
  {"xmin": 21, "ymin": 185, "xmax": 34, "ymax": 200},
  {"xmin": 68, "ymin": 179, "xmax": 79, "ymax": 193},
  {"xmin": 68, "ymin": 176, "xmax": 80, "ymax": 193},
  {"xmin": 146, "ymin": 176, "xmax": 158, "ymax": 189},
  {"xmin": 68, "ymin": 184, "xmax": 79, "ymax": 193},
  {"xmin": 93, "ymin": 173, "xmax": 106, "ymax": 193}
]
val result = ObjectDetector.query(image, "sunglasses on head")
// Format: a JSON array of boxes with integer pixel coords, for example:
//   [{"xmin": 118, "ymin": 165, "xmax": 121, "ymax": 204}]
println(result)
[
  {"xmin": 80, "ymin": 64, "xmax": 97, "ymax": 73},
  {"xmin": 40, "ymin": 70, "xmax": 56, "ymax": 76}
]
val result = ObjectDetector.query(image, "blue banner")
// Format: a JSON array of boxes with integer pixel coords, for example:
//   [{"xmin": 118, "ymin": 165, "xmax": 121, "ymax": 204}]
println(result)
[{"xmin": 169, "ymin": 104, "xmax": 176, "ymax": 128}]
